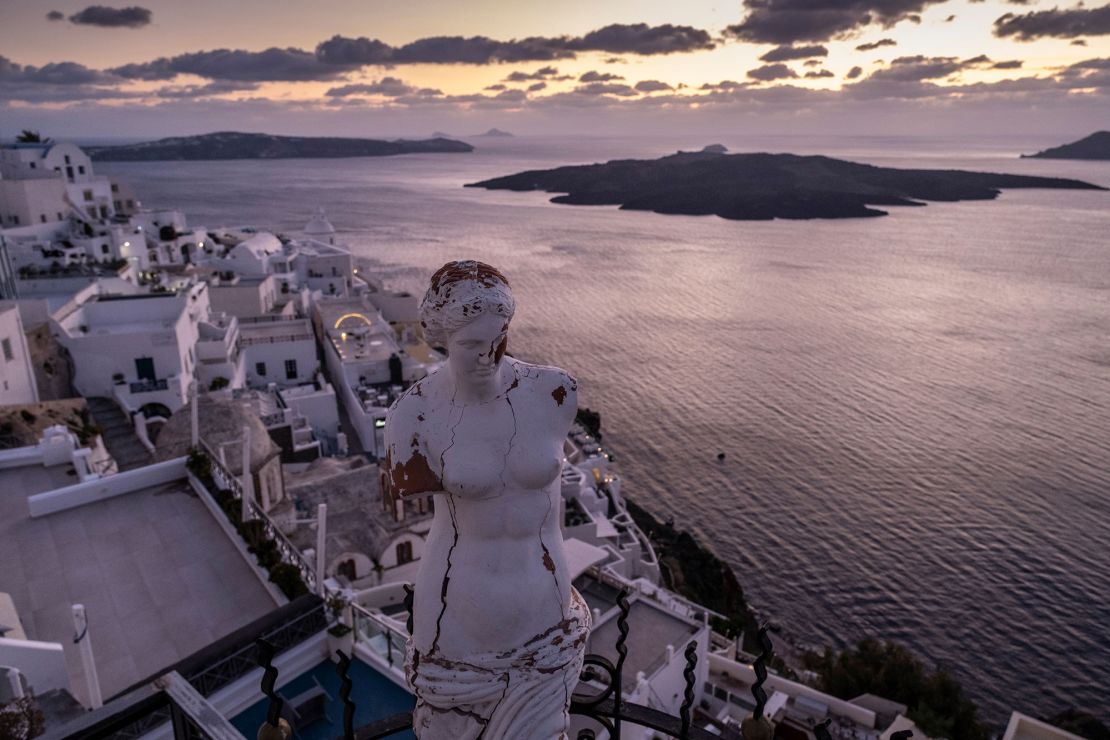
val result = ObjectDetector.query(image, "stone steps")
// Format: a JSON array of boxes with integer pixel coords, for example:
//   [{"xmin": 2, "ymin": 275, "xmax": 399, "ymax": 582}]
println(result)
[{"xmin": 86, "ymin": 397, "xmax": 153, "ymax": 471}]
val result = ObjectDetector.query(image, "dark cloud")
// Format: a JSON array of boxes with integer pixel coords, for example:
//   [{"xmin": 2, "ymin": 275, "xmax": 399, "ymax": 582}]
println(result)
[
  {"xmin": 604, "ymin": 57, "xmax": 625, "ymax": 64},
  {"xmin": 993, "ymin": 5, "xmax": 1110, "ymax": 41},
  {"xmin": 574, "ymin": 82, "xmax": 640, "ymax": 96},
  {"xmin": 760, "ymin": 44, "xmax": 828, "ymax": 62},
  {"xmin": 805, "ymin": 69, "xmax": 835, "ymax": 78},
  {"xmin": 315, "ymin": 24, "xmax": 713, "ymax": 68},
  {"xmin": 528, "ymin": 81, "xmax": 547, "ymax": 92},
  {"xmin": 803, "ymin": 59, "xmax": 821, "ymax": 66},
  {"xmin": 46, "ymin": 10, "xmax": 65, "ymax": 21},
  {"xmin": 635, "ymin": 79, "xmax": 674, "ymax": 92},
  {"xmin": 579, "ymin": 70, "xmax": 624, "ymax": 82},
  {"xmin": 747, "ymin": 63, "xmax": 799, "ymax": 81},
  {"xmin": 504, "ymin": 66, "xmax": 560, "ymax": 81},
  {"xmin": 1071, "ymin": 39, "xmax": 1087, "ymax": 46},
  {"xmin": 944, "ymin": 14, "xmax": 956, "ymax": 22},
  {"xmin": 846, "ymin": 65, "xmax": 864, "ymax": 79},
  {"xmin": 154, "ymin": 80, "xmax": 259, "ymax": 98},
  {"xmin": 325, "ymin": 77, "xmax": 416, "ymax": 97},
  {"xmin": 992, "ymin": 60, "xmax": 1024, "ymax": 69},
  {"xmin": 314, "ymin": 36, "xmax": 393, "ymax": 65},
  {"xmin": 699, "ymin": 79, "xmax": 752, "ymax": 90},
  {"xmin": 571, "ymin": 23, "xmax": 715, "ymax": 54},
  {"xmin": 962, "ymin": 54, "xmax": 992, "ymax": 65},
  {"xmin": 869, "ymin": 54, "xmax": 965, "ymax": 81},
  {"xmin": 68, "ymin": 5, "xmax": 152, "ymax": 28},
  {"xmin": 485, "ymin": 83, "xmax": 507, "ymax": 91},
  {"xmin": 856, "ymin": 38, "xmax": 898, "ymax": 51},
  {"xmin": 0, "ymin": 55, "xmax": 116, "ymax": 85},
  {"xmin": 111, "ymin": 47, "xmax": 353, "ymax": 81},
  {"xmin": 725, "ymin": 0, "xmax": 946, "ymax": 44}
]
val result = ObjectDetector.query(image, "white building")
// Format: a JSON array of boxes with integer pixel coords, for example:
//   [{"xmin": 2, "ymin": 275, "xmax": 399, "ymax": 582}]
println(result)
[
  {"xmin": 51, "ymin": 281, "xmax": 231, "ymax": 416},
  {"xmin": 238, "ymin": 316, "xmax": 320, "ymax": 388},
  {"xmin": 0, "ymin": 303, "xmax": 39, "ymax": 404},
  {"xmin": 0, "ymin": 142, "xmax": 119, "ymax": 227},
  {"xmin": 312, "ymin": 295, "xmax": 442, "ymax": 457}
]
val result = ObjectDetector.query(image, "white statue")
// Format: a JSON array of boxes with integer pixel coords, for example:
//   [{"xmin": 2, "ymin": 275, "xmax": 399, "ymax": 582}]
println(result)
[{"xmin": 384, "ymin": 260, "xmax": 590, "ymax": 739}]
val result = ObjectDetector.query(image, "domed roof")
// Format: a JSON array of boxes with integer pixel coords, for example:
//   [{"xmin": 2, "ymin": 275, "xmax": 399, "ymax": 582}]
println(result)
[
  {"xmin": 154, "ymin": 394, "xmax": 280, "ymax": 474},
  {"xmin": 304, "ymin": 207, "xmax": 335, "ymax": 236}
]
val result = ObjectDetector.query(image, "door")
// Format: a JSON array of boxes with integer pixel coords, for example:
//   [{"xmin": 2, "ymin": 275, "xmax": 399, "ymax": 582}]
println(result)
[{"xmin": 135, "ymin": 357, "xmax": 156, "ymax": 382}]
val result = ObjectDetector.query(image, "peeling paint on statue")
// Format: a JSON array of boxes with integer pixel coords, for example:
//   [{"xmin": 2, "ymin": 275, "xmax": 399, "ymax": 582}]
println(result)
[{"xmin": 382, "ymin": 260, "xmax": 588, "ymax": 739}]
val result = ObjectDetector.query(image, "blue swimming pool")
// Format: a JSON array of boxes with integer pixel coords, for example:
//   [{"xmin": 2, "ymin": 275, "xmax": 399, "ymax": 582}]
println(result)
[{"xmin": 230, "ymin": 658, "xmax": 415, "ymax": 740}]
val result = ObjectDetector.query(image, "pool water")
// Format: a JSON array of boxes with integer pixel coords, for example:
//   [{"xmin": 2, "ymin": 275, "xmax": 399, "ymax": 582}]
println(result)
[{"xmin": 230, "ymin": 658, "xmax": 415, "ymax": 739}]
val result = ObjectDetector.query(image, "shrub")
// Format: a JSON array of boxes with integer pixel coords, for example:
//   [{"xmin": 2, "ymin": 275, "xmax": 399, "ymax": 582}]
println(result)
[
  {"xmin": 269, "ymin": 563, "xmax": 308, "ymax": 600},
  {"xmin": 209, "ymin": 377, "xmax": 230, "ymax": 391}
]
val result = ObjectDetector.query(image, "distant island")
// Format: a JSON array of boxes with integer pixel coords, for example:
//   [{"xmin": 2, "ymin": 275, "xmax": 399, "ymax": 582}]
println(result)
[
  {"xmin": 87, "ymin": 131, "xmax": 474, "ymax": 161},
  {"xmin": 474, "ymin": 128, "xmax": 513, "ymax": 138},
  {"xmin": 466, "ymin": 150, "xmax": 1106, "ymax": 220},
  {"xmin": 1021, "ymin": 131, "xmax": 1110, "ymax": 160}
]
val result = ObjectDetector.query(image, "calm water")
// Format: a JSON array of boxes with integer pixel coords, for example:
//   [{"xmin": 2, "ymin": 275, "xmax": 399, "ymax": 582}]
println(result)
[{"xmin": 99, "ymin": 134, "xmax": 1110, "ymax": 726}]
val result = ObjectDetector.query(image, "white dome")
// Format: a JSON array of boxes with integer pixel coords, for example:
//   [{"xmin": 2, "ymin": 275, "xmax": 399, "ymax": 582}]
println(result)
[{"xmin": 304, "ymin": 207, "xmax": 336, "ymax": 236}]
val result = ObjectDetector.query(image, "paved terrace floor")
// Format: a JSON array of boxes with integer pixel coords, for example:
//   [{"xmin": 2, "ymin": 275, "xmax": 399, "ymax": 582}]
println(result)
[{"xmin": 0, "ymin": 464, "xmax": 277, "ymax": 705}]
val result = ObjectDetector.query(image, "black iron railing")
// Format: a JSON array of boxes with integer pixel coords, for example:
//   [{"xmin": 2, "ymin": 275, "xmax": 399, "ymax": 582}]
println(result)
[{"xmin": 253, "ymin": 587, "xmax": 779, "ymax": 740}]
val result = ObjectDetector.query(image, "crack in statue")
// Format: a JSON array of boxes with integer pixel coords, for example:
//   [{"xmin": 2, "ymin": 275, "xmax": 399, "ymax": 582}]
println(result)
[{"xmin": 384, "ymin": 260, "xmax": 590, "ymax": 739}]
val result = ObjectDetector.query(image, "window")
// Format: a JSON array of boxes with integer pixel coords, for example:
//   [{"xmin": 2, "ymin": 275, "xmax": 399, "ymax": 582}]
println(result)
[
  {"xmin": 396, "ymin": 541, "xmax": 413, "ymax": 565},
  {"xmin": 83, "ymin": 190, "xmax": 93, "ymax": 201},
  {"xmin": 56, "ymin": 212, "xmax": 63, "ymax": 220},
  {"xmin": 78, "ymin": 165, "xmax": 85, "ymax": 175},
  {"xmin": 285, "ymin": 359, "xmax": 298, "ymax": 380},
  {"xmin": 29, "ymin": 162, "xmax": 35, "ymax": 169},
  {"xmin": 99, "ymin": 206, "xmax": 108, "ymax": 219},
  {"xmin": 40, "ymin": 214, "xmax": 47, "ymax": 223},
  {"xmin": 101, "ymin": 244, "xmax": 110, "ymax": 255},
  {"xmin": 256, "ymin": 362, "xmax": 267, "ymax": 376},
  {"xmin": 2, "ymin": 338, "xmax": 13, "ymax": 362},
  {"xmin": 11, "ymin": 215, "xmax": 18, "ymax": 225},
  {"xmin": 126, "ymin": 200, "xmax": 134, "ymax": 209},
  {"xmin": 111, "ymin": 183, "xmax": 119, "ymax": 192},
  {"xmin": 64, "ymin": 155, "xmax": 71, "ymax": 164}
]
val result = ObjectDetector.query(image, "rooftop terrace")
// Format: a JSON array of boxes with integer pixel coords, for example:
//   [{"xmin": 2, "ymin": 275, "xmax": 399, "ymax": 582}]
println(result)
[{"xmin": 0, "ymin": 463, "xmax": 276, "ymax": 706}]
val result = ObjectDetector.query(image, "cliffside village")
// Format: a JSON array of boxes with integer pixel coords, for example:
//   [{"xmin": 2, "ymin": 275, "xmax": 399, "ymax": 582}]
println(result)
[{"xmin": 0, "ymin": 140, "xmax": 1074, "ymax": 740}]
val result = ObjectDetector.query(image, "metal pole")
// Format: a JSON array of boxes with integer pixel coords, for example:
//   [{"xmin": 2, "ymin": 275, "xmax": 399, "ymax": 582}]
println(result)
[
  {"xmin": 316, "ymin": 503, "xmax": 328, "ymax": 595},
  {"xmin": 241, "ymin": 424, "xmax": 253, "ymax": 521},
  {"xmin": 190, "ymin": 381, "xmax": 199, "ymax": 448},
  {"xmin": 71, "ymin": 604, "xmax": 103, "ymax": 709}
]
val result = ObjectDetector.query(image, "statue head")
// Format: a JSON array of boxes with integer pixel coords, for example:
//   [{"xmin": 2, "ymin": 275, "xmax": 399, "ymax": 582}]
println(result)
[{"xmin": 419, "ymin": 260, "xmax": 516, "ymax": 382}]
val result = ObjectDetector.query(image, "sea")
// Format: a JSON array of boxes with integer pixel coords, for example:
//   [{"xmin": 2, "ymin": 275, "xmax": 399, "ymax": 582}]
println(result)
[{"xmin": 97, "ymin": 133, "xmax": 1110, "ymax": 727}]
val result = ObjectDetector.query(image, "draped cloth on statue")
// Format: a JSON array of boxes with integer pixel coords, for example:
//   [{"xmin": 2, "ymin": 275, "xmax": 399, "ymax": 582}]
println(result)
[{"xmin": 406, "ymin": 588, "xmax": 591, "ymax": 740}]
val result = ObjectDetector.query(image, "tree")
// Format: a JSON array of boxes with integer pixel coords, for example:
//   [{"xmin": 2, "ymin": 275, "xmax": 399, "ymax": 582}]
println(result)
[
  {"xmin": 803, "ymin": 638, "xmax": 989, "ymax": 740},
  {"xmin": 15, "ymin": 130, "xmax": 50, "ymax": 144}
]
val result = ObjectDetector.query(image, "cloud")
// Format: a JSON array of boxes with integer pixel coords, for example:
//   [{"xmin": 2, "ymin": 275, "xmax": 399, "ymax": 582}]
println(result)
[
  {"xmin": 846, "ymin": 65, "xmax": 864, "ymax": 79},
  {"xmin": 699, "ymin": 79, "xmax": 752, "ymax": 90},
  {"xmin": 574, "ymin": 82, "xmax": 640, "ymax": 96},
  {"xmin": 154, "ymin": 80, "xmax": 259, "ymax": 99},
  {"xmin": 111, "ymin": 47, "xmax": 354, "ymax": 81},
  {"xmin": 1071, "ymin": 39, "xmax": 1087, "ymax": 46},
  {"xmin": 803, "ymin": 59, "xmax": 822, "ymax": 67},
  {"xmin": 528, "ymin": 82, "xmax": 547, "ymax": 92},
  {"xmin": 748, "ymin": 63, "xmax": 799, "ymax": 81},
  {"xmin": 570, "ymin": 23, "xmax": 715, "ymax": 54},
  {"xmin": 760, "ymin": 44, "xmax": 828, "ymax": 62},
  {"xmin": 805, "ymin": 69, "xmax": 835, "ymax": 78},
  {"xmin": 725, "ymin": 0, "xmax": 945, "ymax": 44},
  {"xmin": 992, "ymin": 60, "xmax": 1024, "ymax": 69},
  {"xmin": 856, "ymin": 38, "xmax": 898, "ymax": 51},
  {"xmin": 635, "ymin": 79, "xmax": 674, "ymax": 92},
  {"xmin": 485, "ymin": 83, "xmax": 507, "ymax": 91},
  {"xmin": 68, "ymin": 5, "xmax": 152, "ymax": 28},
  {"xmin": 325, "ymin": 77, "xmax": 416, "ymax": 97},
  {"xmin": 993, "ymin": 4, "xmax": 1110, "ymax": 41},
  {"xmin": 579, "ymin": 70, "xmax": 624, "ymax": 82},
  {"xmin": 46, "ymin": 10, "xmax": 64, "ymax": 21},
  {"xmin": 0, "ymin": 55, "xmax": 117, "ymax": 85},
  {"xmin": 315, "ymin": 23, "xmax": 713, "ymax": 68},
  {"xmin": 944, "ymin": 14, "xmax": 955, "ymax": 22},
  {"xmin": 868, "ymin": 54, "xmax": 967, "ymax": 81},
  {"xmin": 504, "ymin": 66, "xmax": 560, "ymax": 81}
]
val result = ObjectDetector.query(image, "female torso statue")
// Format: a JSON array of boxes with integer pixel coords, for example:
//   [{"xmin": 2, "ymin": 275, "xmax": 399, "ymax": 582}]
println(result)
[{"xmin": 383, "ymin": 261, "xmax": 590, "ymax": 739}]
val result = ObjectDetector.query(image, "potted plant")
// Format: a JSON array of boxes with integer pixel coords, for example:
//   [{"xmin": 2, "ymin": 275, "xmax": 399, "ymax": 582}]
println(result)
[{"xmin": 325, "ymin": 591, "xmax": 354, "ymax": 658}]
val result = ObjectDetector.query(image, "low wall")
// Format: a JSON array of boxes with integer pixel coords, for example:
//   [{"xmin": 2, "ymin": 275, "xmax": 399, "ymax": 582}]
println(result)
[
  {"xmin": 0, "ymin": 637, "xmax": 69, "ymax": 695},
  {"xmin": 27, "ymin": 457, "xmax": 188, "ymax": 517},
  {"xmin": 0, "ymin": 445, "xmax": 41, "ymax": 471},
  {"xmin": 707, "ymin": 653, "xmax": 877, "ymax": 728}
]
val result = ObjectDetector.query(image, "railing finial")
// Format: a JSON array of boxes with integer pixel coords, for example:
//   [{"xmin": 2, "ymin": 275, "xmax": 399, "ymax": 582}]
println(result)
[
  {"xmin": 680, "ymin": 640, "xmax": 698, "ymax": 738},
  {"xmin": 336, "ymin": 649, "xmax": 356, "ymax": 740},
  {"xmin": 255, "ymin": 638, "xmax": 291, "ymax": 740}
]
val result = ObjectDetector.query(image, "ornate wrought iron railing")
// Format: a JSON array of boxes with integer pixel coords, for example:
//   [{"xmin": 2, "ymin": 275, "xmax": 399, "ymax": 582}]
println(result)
[
  {"xmin": 253, "ymin": 587, "xmax": 784, "ymax": 740},
  {"xmin": 199, "ymin": 439, "xmax": 318, "ymax": 593}
]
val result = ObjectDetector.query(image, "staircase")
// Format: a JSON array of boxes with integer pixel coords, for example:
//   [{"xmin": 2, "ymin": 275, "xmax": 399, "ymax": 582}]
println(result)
[{"xmin": 86, "ymin": 397, "xmax": 153, "ymax": 471}]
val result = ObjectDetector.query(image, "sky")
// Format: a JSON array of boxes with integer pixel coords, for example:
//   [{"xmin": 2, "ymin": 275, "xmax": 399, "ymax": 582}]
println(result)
[{"xmin": 1, "ymin": 0, "xmax": 1107, "ymax": 138}]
